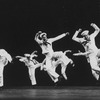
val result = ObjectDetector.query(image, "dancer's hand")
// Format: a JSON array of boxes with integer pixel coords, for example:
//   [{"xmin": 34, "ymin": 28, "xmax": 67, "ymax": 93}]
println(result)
[
  {"xmin": 77, "ymin": 28, "xmax": 82, "ymax": 32},
  {"xmin": 65, "ymin": 32, "xmax": 70, "ymax": 35},
  {"xmin": 90, "ymin": 23, "xmax": 95, "ymax": 26},
  {"xmin": 33, "ymin": 50, "xmax": 37, "ymax": 54},
  {"xmin": 68, "ymin": 50, "xmax": 72, "ymax": 52},
  {"xmin": 64, "ymin": 50, "xmax": 72, "ymax": 55},
  {"xmin": 70, "ymin": 60, "xmax": 75, "ymax": 67}
]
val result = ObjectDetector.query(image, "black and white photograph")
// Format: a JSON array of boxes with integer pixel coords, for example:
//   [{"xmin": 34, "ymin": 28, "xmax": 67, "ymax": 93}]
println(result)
[{"xmin": 0, "ymin": 0, "xmax": 100, "ymax": 100}]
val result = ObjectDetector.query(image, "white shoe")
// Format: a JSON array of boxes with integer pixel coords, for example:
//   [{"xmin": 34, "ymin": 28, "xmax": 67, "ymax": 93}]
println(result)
[{"xmin": 54, "ymin": 78, "xmax": 58, "ymax": 83}]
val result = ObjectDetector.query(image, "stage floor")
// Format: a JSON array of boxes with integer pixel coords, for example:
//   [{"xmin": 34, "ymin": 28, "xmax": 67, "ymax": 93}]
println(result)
[{"xmin": 0, "ymin": 86, "xmax": 100, "ymax": 100}]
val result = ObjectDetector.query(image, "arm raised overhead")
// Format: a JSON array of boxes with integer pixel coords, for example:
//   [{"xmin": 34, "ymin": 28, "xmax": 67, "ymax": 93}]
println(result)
[
  {"xmin": 90, "ymin": 23, "xmax": 100, "ymax": 38},
  {"xmin": 72, "ymin": 28, "xmax": 82, "ymax": 42}
]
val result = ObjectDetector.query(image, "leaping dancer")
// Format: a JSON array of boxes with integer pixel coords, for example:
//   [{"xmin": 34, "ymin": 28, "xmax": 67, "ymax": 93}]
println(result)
[
  {"xmin": 72, "ymin": 23, "xmax": 100, "ymax": 80},
  {"xmin": 34, "ymin": 31, "xmax": 70, "ymax": 83}
]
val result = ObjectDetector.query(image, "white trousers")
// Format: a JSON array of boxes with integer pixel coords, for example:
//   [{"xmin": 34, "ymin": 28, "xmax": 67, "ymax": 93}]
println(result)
[
  {"xmin": 0, "ymin": 64, "xmax": 4, "ymax": 87},
  {"xmin": 89, "ymin": 54, "xmax": 100, "ymax": 80},
  {"xmin": 28, "ymin": 64, "xmax": 40, "ymax": 85},
  {"xmin": 28, "ymin": 68, "xmax": 37, "ymax": 85},
  {"xmin": 42, "ymin": 55, "xmax": 60, "ymax": 82},
  {"xmin": 52, "ymin": 51, "xmax": 73, "ymax": 80}
]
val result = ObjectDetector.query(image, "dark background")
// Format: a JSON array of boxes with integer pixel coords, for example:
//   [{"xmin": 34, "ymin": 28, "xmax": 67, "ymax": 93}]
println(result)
[{"xmin": 0, "ymin": 0, "xmax": 100, "ymax": 87}]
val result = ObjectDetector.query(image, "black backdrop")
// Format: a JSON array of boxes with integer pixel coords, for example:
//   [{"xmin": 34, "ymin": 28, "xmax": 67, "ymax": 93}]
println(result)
[{"xmin": 0, "ymin": 0, "xmax": 100, "ymax": 87}]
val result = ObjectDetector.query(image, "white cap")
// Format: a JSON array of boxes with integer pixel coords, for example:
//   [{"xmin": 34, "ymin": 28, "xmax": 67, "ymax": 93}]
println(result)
[{"xmin": 81, "ymin": 30, "xmax": 89, "ymax": 36}]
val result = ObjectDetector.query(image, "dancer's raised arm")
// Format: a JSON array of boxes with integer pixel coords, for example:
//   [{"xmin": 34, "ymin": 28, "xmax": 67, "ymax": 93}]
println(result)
[
  {"xmin": 50, "ymin": 32, "xmax": 69, "ymax": 42},
  {"xmin": 90, "ymin": 23, "xmax": 100, "ymax": 37},
  {"xmin": 72, "ymin": 28, "xmax": 82, "ymax": 42}
]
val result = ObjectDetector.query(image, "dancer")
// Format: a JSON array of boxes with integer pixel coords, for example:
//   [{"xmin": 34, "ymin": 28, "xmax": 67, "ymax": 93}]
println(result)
[
  {"xmin": 72, "ymin": 23, "xmax": 100, "ymax": 80},
  {"xmin": 0, "ymin": 49, "xmax": 12, "ymax": 87},
  {"xmin": 16, "ymin": 51, "xmax": 41, "ymax": 85},
  {"xmin": 34, "ymin": 31, "xmax": 69, "ymax": 83}
]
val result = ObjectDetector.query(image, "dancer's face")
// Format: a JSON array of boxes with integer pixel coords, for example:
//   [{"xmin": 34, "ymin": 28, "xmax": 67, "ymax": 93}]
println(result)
[
  {"xmin": 81, "ymin": 31, "xmax": 90, "ymax": 40},
  {"xmin": 83, "ymin": 34, "xmax": 90, "ymax": 42},
  {"xmin": 42, "ymin": 34, "xmax": 47, "ymax": 42}
]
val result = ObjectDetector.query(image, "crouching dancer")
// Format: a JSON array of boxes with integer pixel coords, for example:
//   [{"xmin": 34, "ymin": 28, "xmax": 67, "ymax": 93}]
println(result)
[{"xmin": 16, "ymin": 51, "xmax": 41, "ymax": 85}]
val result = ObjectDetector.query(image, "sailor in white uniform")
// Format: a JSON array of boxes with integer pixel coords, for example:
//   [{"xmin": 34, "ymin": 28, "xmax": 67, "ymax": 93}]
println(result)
[
  {"xmin": 16, "ymin": 51, "xmax": 41, "ymax": 85},
  {"xmin": 35, "ymin": 31, "xmax": 69, "ymax": 83},
  {"xmin": 0, "ymin": 49, "xmax": 12, "ymax": 87},
  {"xmin": 72, "ymin": 23, "xmax": 100, "ymax": 80}
]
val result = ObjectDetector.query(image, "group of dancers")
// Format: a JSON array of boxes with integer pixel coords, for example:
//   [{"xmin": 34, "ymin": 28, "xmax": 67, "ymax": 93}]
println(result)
[{"xmin": 0, "ymin": 23, "xmax": 100, "ymax": 87}]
